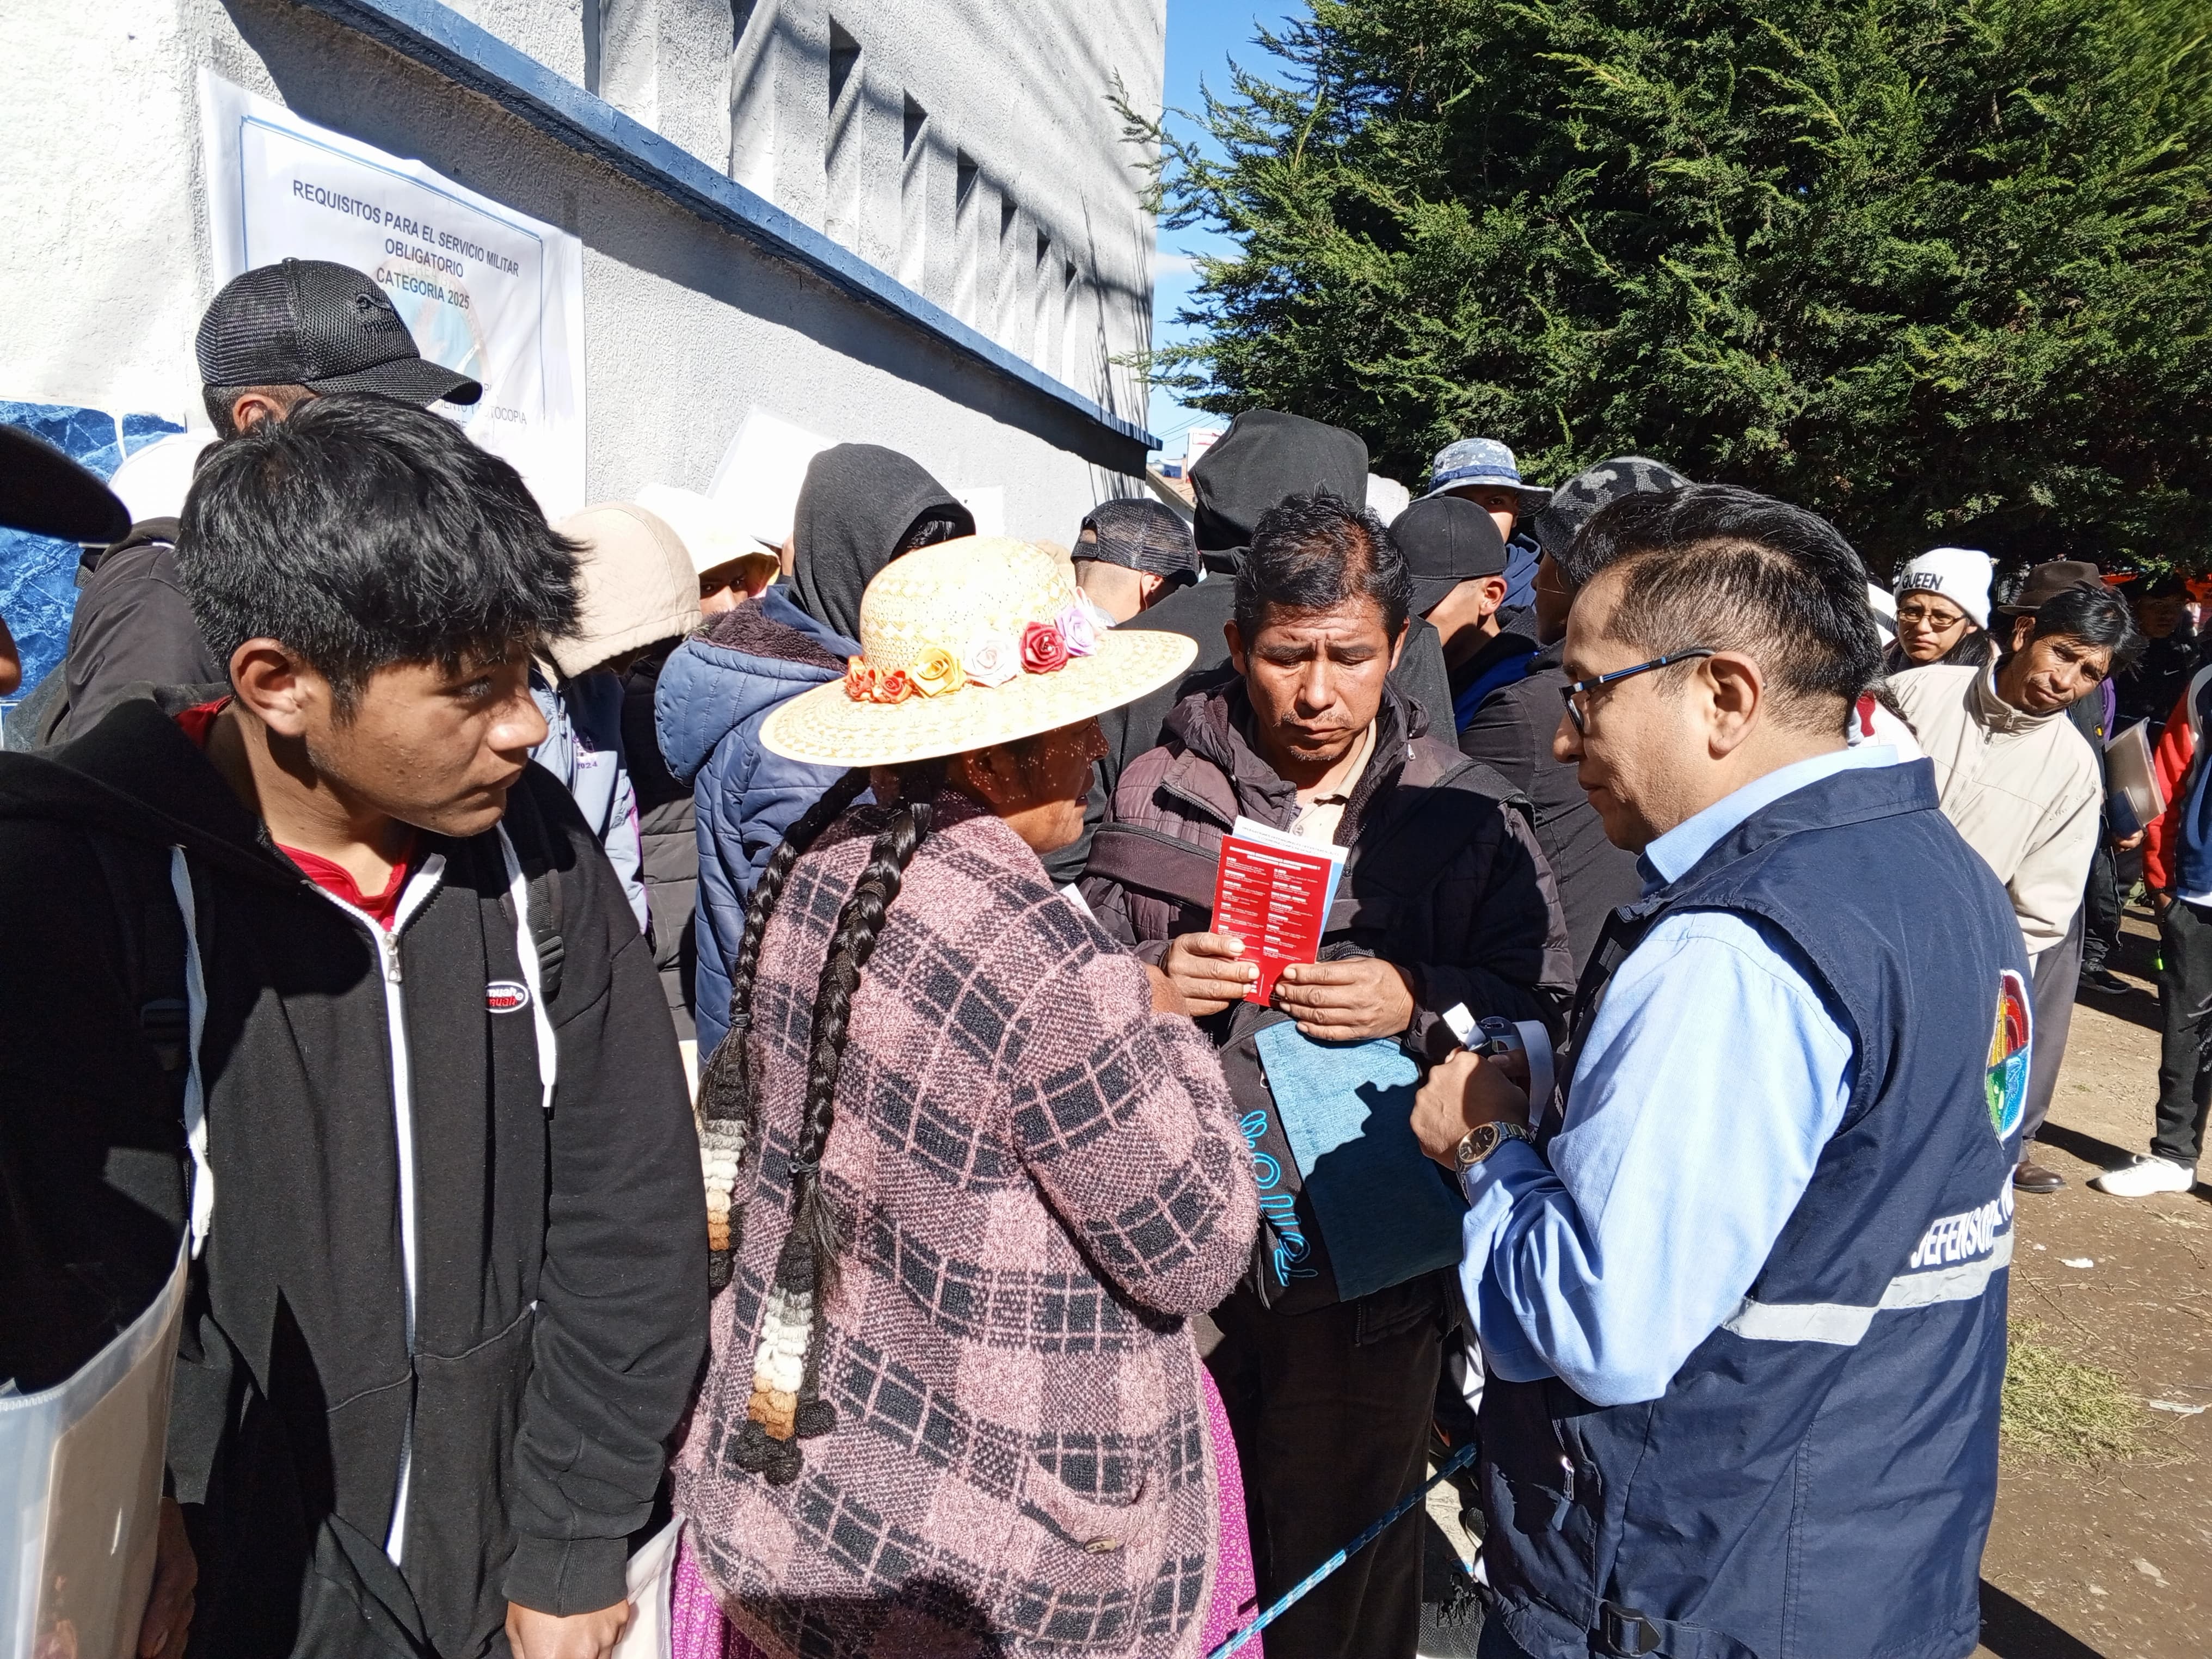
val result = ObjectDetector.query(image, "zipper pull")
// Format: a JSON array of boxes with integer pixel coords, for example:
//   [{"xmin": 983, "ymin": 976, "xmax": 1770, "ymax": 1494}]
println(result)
[
  {"xmin": 382, "ymin": 931, "xmax": 403, "ymax": 984},
  {"xmin": 1548, "ymin": 1453, "xmax": 1577, "ymax": 1530}
]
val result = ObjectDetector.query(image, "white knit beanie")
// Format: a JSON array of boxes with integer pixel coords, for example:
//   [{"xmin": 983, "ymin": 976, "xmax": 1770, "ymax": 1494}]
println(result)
[{"xmin": 1893, "ymin": 547, "xmax": 1994, "ymax": 629}]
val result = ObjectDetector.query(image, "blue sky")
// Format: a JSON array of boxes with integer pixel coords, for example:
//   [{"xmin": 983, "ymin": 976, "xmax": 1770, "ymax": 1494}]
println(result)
[{"xmin": 1148, "ymin": 2, "xmax": 1305, "ymax": 458}]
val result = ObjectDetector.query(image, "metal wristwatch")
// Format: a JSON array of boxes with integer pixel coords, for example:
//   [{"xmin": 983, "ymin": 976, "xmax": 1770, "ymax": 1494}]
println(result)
[{"xmin": 1454, "ymin": 1121, "xmax": 1535, "ymax": 1170}]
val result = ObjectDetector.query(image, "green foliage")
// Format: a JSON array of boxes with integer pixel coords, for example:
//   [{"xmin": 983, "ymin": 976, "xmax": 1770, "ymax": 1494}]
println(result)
[{"xmin": 1149, "ymin": 0, "xmax": 2212, "ymax": 570}]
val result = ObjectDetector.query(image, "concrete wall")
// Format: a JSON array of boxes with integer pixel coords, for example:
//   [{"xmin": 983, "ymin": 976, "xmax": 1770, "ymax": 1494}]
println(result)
[{"xmin": 0, "ymin": 0, "xmax": 1162, "ymax": 540}]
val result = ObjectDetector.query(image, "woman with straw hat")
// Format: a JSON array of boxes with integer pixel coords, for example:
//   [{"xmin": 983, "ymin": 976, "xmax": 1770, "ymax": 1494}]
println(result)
[{"xmin": 668, "ymin": 537, "xmax": 1262, "ymax": 1658}]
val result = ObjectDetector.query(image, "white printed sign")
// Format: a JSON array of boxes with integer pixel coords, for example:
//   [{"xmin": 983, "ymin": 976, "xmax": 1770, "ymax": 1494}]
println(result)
[{"xmin": 199, "ymin": 71, "xmax": 586, "ymax": 517}]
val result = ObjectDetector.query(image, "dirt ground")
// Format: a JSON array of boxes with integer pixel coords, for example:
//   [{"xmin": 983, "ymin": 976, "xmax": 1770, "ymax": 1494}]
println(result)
[{"xmin": 1975, "ymin": 910, "xmax": 2212, "ymax": 1659}]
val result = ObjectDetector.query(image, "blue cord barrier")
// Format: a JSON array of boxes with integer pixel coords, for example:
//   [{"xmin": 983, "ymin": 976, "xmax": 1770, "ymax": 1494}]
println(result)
[{"xmin": 1206, "ymin": 1437, "xmax": 1483, "ymax": 1658}]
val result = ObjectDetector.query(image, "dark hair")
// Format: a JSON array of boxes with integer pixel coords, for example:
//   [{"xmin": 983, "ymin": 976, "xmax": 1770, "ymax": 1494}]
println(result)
[
  {"xmin": 177, "ymin": 395, "xmax": 581, "ymax": 710},
  {"xmin": 1578, "ymin": 484, "xmax": 1883, "ymax": 724},
  {"xmin": 897, "ymin": 510, "xmax": 967, "ymax": 554},
  {"xmin": 2014, "ymin": 582, "xmax": 2144, "ymax": 674},
  {"xmin": 1234, "ymin": 489, "xmax": 1412, "ymax": 640},
  {"xmin": 200, "ymin": 382, "xmax": 313, "ymax": 440},
  {"xmin": 1888, "ymin": 626, "xmax": 1995, "ymax": 674},
  {"xmin": 698, "ymin": 760, "xmax": 945, "ymax": 1486}
]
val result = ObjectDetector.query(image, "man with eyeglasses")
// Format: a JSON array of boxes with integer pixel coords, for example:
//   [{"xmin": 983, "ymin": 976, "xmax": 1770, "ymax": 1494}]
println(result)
[{"xmin": 1412, "ymin": 486, "xmax": 2027, "ymax": 1659}]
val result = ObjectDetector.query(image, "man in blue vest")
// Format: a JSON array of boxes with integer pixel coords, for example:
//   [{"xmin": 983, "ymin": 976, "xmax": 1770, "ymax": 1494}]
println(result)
[{"xmin": 1412, "ymin": 484, "xmax": 2027, "ymax": 1659}]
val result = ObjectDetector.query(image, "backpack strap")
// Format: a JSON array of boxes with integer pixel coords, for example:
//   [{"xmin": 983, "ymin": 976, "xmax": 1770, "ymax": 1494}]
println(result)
[{"xmin": 1084, "ymin": 821, "xmax": 1221, "ymax": 909}]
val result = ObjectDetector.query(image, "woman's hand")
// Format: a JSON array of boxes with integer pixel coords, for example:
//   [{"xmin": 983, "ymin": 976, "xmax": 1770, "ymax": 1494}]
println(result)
[
  {"xmin": 1273, "ymin": 958, "xmax": 1416, "ymax": 1042},
  {"xmin": 505, "ymin": 1600, "xmax": 631, "ymax": 1659},
  {"xmin": 1160, "ymin": 932, "xmax": 1258, "ymax": 1016}
]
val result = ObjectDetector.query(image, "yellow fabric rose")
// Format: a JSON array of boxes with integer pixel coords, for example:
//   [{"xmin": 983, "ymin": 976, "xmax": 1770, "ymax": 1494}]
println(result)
[{"xmin": 910, "ymin": 645, "xmax": 964, "ymax": 697}]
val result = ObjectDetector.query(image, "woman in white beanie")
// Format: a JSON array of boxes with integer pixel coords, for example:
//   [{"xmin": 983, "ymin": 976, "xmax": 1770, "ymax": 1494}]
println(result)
[{"xmin": 1890, "ymin": 546, "xmax": 1996, "ymax": 671}]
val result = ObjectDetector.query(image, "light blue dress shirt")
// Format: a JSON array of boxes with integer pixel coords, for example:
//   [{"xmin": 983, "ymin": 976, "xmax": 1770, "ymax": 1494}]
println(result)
[{"xmin": 1458, "ymin": 746, "xmax": 1898, "ymax": 1406}]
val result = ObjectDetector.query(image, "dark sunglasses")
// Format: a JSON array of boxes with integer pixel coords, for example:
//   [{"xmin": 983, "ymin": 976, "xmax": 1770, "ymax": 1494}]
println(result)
[{"xmin": 1559, "ymin": 648, "xmax": 1716, "ymax": 733}]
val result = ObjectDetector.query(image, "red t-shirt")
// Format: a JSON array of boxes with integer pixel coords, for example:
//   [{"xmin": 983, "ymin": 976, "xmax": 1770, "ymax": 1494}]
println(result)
[{"xmin": 176, "ymin": 698, "xmax": 414, "ymax": 929}]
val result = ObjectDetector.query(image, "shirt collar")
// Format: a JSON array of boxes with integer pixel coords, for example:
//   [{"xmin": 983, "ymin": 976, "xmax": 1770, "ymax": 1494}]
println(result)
[{"xmin": 1639, "ymin": 745, "xmax": 1900, "ymax": 892}]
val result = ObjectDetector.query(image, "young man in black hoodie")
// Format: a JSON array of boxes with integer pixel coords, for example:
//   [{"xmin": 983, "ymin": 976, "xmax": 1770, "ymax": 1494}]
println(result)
[{"xmin": 0, "ymin": 397, "xmax": 705, "ymax": 1659}]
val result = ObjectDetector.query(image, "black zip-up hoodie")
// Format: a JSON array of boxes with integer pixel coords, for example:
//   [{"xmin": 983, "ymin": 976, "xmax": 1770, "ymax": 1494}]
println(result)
[{"xmin": 0, "ymin": 688, "xmax": 706, "ymax": 1658}]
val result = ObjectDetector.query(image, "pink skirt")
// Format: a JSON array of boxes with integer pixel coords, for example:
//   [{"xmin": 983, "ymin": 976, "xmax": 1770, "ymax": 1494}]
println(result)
[{"xmin": 671, "ymin": 1367, "xmax": 1261, "ymax": 1658}]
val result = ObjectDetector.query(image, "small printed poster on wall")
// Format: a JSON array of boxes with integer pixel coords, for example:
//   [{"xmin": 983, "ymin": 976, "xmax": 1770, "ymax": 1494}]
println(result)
[{"xmin": 198, "ymin": 71, "xmax": 587, "ymax": 518}]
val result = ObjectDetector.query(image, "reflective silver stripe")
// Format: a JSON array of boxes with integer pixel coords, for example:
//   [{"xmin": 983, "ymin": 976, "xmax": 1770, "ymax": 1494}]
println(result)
[{"xmin": 1722, "ymin": 1230, "xmax": 2013, "ymax": 1347}]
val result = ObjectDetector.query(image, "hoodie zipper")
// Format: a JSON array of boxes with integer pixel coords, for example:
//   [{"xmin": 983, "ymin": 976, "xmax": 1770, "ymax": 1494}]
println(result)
[{"xmin": 305, "ymin": 854, "xmax": 447, "ymax": 1568}]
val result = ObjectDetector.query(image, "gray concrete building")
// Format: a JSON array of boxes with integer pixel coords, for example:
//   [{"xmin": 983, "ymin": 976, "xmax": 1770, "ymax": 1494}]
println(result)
[{"xmin": 1, "ymin": 1, "xmax": 1162, "ymax": 665}]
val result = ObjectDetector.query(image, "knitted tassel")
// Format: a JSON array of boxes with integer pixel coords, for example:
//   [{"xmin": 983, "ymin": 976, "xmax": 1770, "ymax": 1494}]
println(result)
[{"xmin": 728, "ymin": 1222, "xmax": 835, "ymax": 1485}]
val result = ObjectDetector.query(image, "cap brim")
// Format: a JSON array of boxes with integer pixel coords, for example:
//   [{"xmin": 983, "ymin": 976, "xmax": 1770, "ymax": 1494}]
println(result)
[
  {"xmin": 306, "ymin": 355, "xmax": 483, "ymax": 405},
  {"xmin": 1409, "ymin": 574, "xmax": 1468, "ymax": 615},
  {"xmin": 760, "ymin": 629, "xmax": 1198, "ymax": 768},
  {"xmin": 0, "ymin": 425, "xmax": 131, "ymax": 543},
  {"xmin": 1420, "ymin": 477, "xmax": 1553, "ymax": 511}
]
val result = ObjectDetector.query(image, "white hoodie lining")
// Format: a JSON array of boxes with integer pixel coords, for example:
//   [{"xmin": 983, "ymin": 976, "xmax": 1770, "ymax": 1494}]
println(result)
[{"xmin": 166, "ymin": 849, "xmax": 214, "ymax": 1257}]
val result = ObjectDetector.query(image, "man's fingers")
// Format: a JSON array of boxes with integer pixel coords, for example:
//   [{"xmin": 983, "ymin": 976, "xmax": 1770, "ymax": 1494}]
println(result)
[{"xmin": 1177, "ymin": 931, "xmax": 1248, "ymax": 960}]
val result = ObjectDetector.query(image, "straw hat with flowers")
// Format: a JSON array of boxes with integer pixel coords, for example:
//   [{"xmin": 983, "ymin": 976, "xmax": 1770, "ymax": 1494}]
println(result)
[{"xmin": 759, "ymin": 536, "xmax": 1197, "ymax": 766}]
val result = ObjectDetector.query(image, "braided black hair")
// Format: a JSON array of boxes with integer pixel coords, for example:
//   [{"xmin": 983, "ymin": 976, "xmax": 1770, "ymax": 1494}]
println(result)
[
  {"xmin": 713, "ymin": 761, "xmax": 945, "ymax": 1485},
  {"xmin": 699, "ymin": 767, "xmax": 869, "ymax": 1291}
]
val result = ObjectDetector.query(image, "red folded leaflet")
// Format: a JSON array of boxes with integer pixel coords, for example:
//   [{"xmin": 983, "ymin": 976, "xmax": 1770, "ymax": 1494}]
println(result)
[{"xmin": 1210, "ymin": 818, "xmax": 1348, "ymax": 1006}]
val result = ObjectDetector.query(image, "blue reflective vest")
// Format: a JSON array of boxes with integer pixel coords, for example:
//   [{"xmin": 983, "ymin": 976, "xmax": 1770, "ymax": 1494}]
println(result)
[{"xmin": 1480, "ymin": 760, "xmax": 2029, "ymax": 1659}]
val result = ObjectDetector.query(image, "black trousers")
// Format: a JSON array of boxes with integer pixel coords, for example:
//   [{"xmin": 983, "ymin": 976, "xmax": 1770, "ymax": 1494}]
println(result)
[
  {"xmin": 2080, "ymin": 839, "xmax": 2124, "ymax": 975},
  {"xmin": 1207, "ymin": 1274, "xmax": 1448, "ymax": 1659},
  {"xmin": 2022, "ymin": 908, "xmax": 2085, "ymax": 1150},
  {"xmin": 2154, "ymin": 899, "xmax": 2212, "ymax": 1168}
]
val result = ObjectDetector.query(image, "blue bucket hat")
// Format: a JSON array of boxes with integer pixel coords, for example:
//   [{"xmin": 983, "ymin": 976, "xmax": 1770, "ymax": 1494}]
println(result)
[{"xmin": 1421, "ymin": 437, "xmax": 1552, "ymax": 510}]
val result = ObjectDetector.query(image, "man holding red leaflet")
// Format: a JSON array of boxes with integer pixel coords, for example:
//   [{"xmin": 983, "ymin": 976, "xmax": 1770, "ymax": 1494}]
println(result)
[{"xmin": 1082, "ymin": 488, "xmax": 1569, "ymax": 1659}]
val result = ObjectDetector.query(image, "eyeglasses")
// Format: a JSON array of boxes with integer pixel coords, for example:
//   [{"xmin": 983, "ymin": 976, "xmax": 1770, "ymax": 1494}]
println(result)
[
  {"xmin": 1895, "ymin": 601, "xmax": 1968, "ymax": 630},
  {"xmin": 1558, "ymin": 648, "xmax": 1716, "ymax": 733}
]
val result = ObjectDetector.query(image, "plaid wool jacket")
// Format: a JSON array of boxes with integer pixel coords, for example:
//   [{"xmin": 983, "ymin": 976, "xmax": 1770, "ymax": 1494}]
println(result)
[{"xmin": 674, "ymin": 794, "xmax": 1258, "ymax": 1658}]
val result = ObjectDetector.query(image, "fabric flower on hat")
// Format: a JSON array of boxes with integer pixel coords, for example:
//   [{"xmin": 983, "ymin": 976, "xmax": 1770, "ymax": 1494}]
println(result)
[
  {"xmin": 843, "ymin": 656, "xmax": 877, "ymax": 702},
  {"xmin": 962, "ymin": 631, "xmax": 1021, "ymax": 687},
  {"xmin": 910, "ymin": 646, "xmax": 964, "ymax": 697},
  {"xmin": 1053, "ymin": 602, "xmax": 1100, "ymax": 659},
  {"xmin": 1021, "ymin": 620, "xmax": 1071, "ymax": 675},
  {"xmin": 870, "ymin": 669, "xmax": 914, "ymax": 705}
]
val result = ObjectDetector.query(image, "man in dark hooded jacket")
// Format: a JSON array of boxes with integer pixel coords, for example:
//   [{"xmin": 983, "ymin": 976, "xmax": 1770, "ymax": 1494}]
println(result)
[
  {"xmin": 657, "ymin": 443, "xmax": 973, "ymax": 1058},
  {"xmin": 1048, "ymin": 409, "xmax": 1452, "ymax": 882},
  {"xmin": 1, "ymin": 399, "xmax": 704, "ymax": 1659}
]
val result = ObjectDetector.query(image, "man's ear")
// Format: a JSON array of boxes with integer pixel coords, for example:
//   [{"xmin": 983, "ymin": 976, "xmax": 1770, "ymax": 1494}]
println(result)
[
  {"xmin": 1225, "ymin": 618, "xmax": 1247, "ymax": 676},
  {"xmin": 1704, "ymin": 653, "xmax": 1765, "ymax": 757},
  {"xmin": 2010, "ymin": 613, "xmax": 2036, "ymax": 654},
  {"xmin": 1478, "ymin": 575, "xmax": 1509, "ymax": 619},
  {"xmin": 1388, "ymin": 620, "xmax": 1408, "ymax": 672},
  {"xmin": 228, "ymin": 639, "xmax": 317, "ymax": 738}
]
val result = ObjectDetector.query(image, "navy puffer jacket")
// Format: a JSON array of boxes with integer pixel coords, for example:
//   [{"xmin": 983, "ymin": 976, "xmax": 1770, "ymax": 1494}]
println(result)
[{"xmin": 655, "ymin": 589, "xmax": 857, "ymax": 1056}]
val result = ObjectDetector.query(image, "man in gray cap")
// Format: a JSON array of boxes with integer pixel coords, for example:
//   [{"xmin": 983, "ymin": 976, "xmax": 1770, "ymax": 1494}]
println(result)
[
  {"xmin": 34, "ymin": 259, "xmax": 481, "ymax": 747},
  {"xmin": 1458, "ymin": 456, "xmax": 1691, "ymax": 970}
]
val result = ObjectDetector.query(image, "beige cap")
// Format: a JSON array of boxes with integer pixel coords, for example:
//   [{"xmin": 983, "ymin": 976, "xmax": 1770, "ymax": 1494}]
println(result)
[
  {"xmin": 548, "ymin": 502, "xmax": 703, "ymax": 679},
  {"xmin": 760, "ymin": 537, "xmax": 1195, "ymax": 767}
]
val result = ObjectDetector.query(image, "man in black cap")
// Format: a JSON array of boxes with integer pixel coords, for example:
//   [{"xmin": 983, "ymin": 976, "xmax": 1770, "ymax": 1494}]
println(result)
[
  {"xmin": 1396, "ymin": 493, "xmax": 1543, "ymax": 732},
  {"xmin": 34, "ymin": 259, "xmax": 480, "ymax": 746},
  {"xmin": 1070, "ymin": 496, "xmax": 1199, "ymax": 623},
  {"xmin": 1049, "ymin": 408, "xmax": 1454, "ymax": 882},
  {"xmin": 1457, "ymin": 456, "xmax": 1692, "ymax": 972}
]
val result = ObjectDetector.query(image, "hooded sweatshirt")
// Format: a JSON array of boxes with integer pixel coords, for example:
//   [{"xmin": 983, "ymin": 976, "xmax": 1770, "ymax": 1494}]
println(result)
[
  {"xmin": 1049, "ymin": 410, "xmax": 1456, "ymax": 883},
  {"xmin": 658, "ymin": 593, "xmax": 858, "ymax": 1057},
  {"xmin": 1887, "ymin": 660, "xmax": 2101, "ymax": 955},
  {"xmin": 0, "ymin": 689, "xmax": 706, "ymax": 1658},
  {"xmin": 788, "ymin": 444, "xmax": 974, "ymax": 640}
]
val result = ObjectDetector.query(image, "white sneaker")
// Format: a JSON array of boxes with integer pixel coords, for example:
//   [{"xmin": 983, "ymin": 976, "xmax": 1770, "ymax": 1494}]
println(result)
[{"xmin": 2090, "ymin": 1156, "xmax": 2196, "ymax": 1197}]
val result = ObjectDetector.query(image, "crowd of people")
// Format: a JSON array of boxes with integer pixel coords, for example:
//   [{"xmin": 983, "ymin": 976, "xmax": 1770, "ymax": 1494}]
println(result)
[{"xmin": 1, "ymin": 257, "xmax": 2203, "ymax": 1659}]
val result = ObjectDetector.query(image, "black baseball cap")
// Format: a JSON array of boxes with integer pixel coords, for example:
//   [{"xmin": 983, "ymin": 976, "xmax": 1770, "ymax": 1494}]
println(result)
[
  {"xmin": 0, "ymin": 425, "xmax": 130, "ymax": 544},
  {"xmin": 1076, "ymin": 497, "xmax": 1199, "ymax": 582},
  {"xmin": 1394, "ymin": 495, "xmax": 1508, "ymax": 615},
  {"xmin": 195, "ymin": 259, "xmax": 481, "ymax": 405}
]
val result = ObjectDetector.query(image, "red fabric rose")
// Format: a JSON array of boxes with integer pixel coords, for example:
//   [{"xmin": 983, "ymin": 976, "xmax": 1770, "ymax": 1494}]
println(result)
[
  {"xmin": 871, "ymin": 669, "xmax": 915, "ymax": 704},
  {"xmin": 844, "ymin": 656, "xmax": 877, "ymax": 701},
  {"xmin": 1020, "ymin": 620, "xmax": 1071, "ymax": 674}
]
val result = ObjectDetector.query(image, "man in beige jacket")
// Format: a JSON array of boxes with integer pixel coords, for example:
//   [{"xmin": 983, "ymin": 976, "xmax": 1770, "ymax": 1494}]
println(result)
[{"xmin": 1889, "ymin": 562, "xmax": 2139, "ymax": 1193}]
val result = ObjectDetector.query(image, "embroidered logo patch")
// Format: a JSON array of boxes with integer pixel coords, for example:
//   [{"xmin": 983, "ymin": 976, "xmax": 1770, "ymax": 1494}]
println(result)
[
  {"xmin": 487, "ymin": 979, "xmax": 531, "ymax": 1015},
  {"xmin": 1986, "ymin": 968, "xmax": 2031, "ymax": 1139}
]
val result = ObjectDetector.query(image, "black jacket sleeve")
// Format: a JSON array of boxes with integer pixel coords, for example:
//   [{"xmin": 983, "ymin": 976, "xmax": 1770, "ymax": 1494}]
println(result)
[
  {"xmin": 60, "ymin": 541, "xmax": 222, "ymax": 744},
  {"xmin": 1457, "ymin": 677, "xmax": 1543, "ymax": 795},
  {"xmin": 1403, "ymin": 800, "xmax": 1576, "ymax": 1057},
  {"xmin": 503, "ymin": 787, "xmax": 708, "ymax": 1616},
  {"xmin": 1396, "ymin": 618, "xmax": 1456, "ymax": 742}
]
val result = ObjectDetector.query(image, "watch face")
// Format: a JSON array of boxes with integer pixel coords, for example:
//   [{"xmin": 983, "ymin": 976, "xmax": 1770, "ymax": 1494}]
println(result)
[{"xmin": 1457, "ymin": 1124, "xmax": 1497, "ymax": 1167}]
